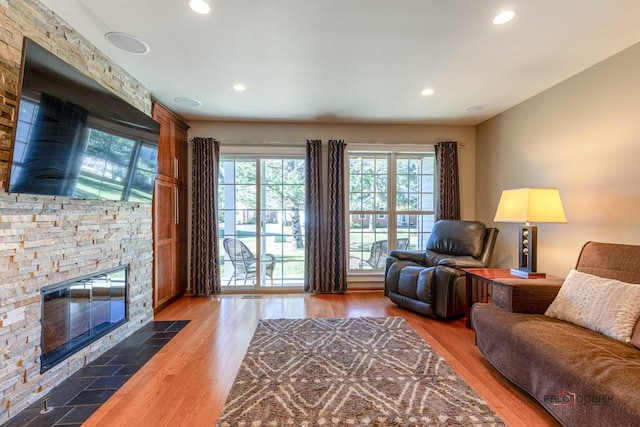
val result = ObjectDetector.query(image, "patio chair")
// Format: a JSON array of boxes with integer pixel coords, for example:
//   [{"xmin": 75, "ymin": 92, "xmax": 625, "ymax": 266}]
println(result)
[
  {"xmin": 222, "ymin": 238, "xmax": 276, "ymax": 285},
  {"xmin": 359, "ymin": 238, "xmax": 409, "ymax": 269}
]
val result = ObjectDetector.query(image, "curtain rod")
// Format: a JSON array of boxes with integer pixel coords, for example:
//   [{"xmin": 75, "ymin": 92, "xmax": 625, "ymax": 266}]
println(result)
[
  {"xmin": 217, "ymin": 140, "xmax": 304, "ymax": 147},
  {"xmin": 213, "ymin": 140, "xmax": 456, "ymax": 146}
]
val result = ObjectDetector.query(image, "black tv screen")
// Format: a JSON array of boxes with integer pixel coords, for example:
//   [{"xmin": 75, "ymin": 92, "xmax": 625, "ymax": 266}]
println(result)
[{"xmin": 7, "ymin": 38, "xmax": 160, "ymax": 202}]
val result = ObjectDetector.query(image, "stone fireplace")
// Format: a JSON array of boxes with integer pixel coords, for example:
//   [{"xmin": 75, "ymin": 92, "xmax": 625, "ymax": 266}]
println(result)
[
  {"xmin": 0, "ymin": 193, "xmax": 154, "ymax": 422},
  {"xmin": 0, "ymin": 1, "xmax": 157, "ymax": 423}
]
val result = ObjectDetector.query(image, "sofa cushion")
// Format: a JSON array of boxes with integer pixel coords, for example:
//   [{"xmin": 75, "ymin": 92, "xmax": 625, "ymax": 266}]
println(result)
[
  {"xmin": 545, "ymin": 269, "xmax": 640, "ymax": 343},
  {"xmin": 426, "ymin": 220, "xmax": 486, "ymax": 258}
]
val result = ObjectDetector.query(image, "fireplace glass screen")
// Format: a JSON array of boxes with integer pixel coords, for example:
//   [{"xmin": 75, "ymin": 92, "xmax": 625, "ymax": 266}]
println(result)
[{"xmin": 41, "ymin": 266, "xmax": 128, "ymax": 372}]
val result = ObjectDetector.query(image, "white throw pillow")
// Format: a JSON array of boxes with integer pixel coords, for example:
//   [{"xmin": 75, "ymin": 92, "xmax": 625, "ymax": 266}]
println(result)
[{"xmin": 545, "ymin": 269, "xmax": 640, "ymax": 343}]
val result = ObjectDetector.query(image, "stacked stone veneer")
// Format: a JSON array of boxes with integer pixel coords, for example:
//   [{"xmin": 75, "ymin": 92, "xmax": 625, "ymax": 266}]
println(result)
[
  {"xmin": 0, "ymin": 195, "xmax": 154, "ymax": 419},
  {"xmin": 0, "ymin": 0, "xmax": 155, "ymax": 422}
]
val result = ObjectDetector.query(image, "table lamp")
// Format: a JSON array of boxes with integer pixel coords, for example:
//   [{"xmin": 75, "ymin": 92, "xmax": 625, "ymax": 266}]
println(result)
[{"xmin": 494, "ymin": 188, "xmax": 566, "ymax": 278}]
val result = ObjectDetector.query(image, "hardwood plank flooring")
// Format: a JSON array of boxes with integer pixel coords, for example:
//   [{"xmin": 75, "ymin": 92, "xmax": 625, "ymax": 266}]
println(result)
[{"xmin": 82, "ymin": 291, "xmax": 559, "ymax": 427}]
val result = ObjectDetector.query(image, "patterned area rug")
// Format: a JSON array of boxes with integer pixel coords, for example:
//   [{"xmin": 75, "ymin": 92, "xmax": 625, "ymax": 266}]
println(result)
[{"xmin": 216, "ymin": 317, "xmax": 505, "ymax": 426}]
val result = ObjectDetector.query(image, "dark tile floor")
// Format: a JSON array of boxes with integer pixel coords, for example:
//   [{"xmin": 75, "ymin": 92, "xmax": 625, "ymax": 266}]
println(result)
[{"xmin": 5, "ymin": 320, "xmax": 189, "ymax": 427}]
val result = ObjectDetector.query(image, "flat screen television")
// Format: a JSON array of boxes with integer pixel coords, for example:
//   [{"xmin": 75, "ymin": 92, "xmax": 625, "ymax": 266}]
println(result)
[{"xmin": 6, "ymin": 37, "xmax": 160, "ymax": 202}]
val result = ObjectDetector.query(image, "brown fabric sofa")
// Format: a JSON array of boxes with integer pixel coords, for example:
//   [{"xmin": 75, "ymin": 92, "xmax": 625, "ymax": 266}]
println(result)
[{"xmin": 472, "ymin": 241, "xmax": 640, "ymax": 427}]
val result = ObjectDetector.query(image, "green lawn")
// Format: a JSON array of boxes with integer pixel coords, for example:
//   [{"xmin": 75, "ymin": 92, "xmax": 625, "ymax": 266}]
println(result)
[
  {"xmin": 220, "ymin": 236, "xmax": 305, "ymax": 278},
  {"xmin": 220, "ymin": 229, "xmax": 417, "ymax": 282}
]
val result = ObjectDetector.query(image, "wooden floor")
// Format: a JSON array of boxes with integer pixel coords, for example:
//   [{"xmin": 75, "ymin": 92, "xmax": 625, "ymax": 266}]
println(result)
[{"xmin": 83, "ymin": 291, "xmax": 559, "ymax": 427}]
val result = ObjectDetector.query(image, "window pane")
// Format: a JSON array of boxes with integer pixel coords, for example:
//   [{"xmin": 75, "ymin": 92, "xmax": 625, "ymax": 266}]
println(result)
[
  {"xmin": 264, "ymin": 185, "xmax": 283, "ymax": 209},
  {"xmin": 235, "ymin": 161, "xmax": 256, "ymax": 184},
  {"xmin": 422, "ymin": 155, "xmax": 435, "ymax": 174},
  {"xmin": 408, "ymin": 174, "xmax": 419, "ymax": 193},
  {"xmin": 348, "ymin": 151, "xmax": 435, "ymax": 272},
  {"xmin": 362, "ymin": 158, "xmax": 375, "ymax": 174},
  {"xmin": 349, "ymin": 193, "xmax": 362, "ymax": 211},
  {"xmin": 349, "ymin": 157, "xmax": 362, "ymax": 174},
  {"xmin": 362, "ymin": 196, "xmax": 375, "ymax": 211},
  {"xmin": 420, "ymin": 191, "xmax": 434, "ymax": 211},
  {"xmin": 284, "ymin": 159, "xmax": 305, "ymax": 184},
  {"xmin": 397, "ymin": 214, "xmax": 435, "ymax": 251},
  {"xmin": 350, "ymin": 174, "xmax": 362, "ymax": 193},
  {"xmin": 361, "ymin": 174, "xmax": 376, "ymax": 193},
  {"xmin": 396, "ymin": 158, "xmax": 408, "ymax": 174},
  {"xmin": 375, "ymin": 175, "xmax": 387, "ymax": 196},
  {"xmin": 407, "ymin": 194, "xmax": 419, "ymax": 211},
  {"xmin": 349, "ymin": 215, "xmax": 388, "ymax": 270},
  {"xmin": 236, "ymin": 185, "xmax": 256, "ymax": 208},
  {"xmin": 263, "ymin": 159, "xmax": 282, "ymax": 184},
  {"xmin": 374, "ymin": 192, "xmax": 387, "ymax": 212}
]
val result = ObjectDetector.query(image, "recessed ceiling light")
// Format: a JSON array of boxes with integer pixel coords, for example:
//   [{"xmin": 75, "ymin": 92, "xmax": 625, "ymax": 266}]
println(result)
[
  {"xmin": 493, "ymin": 9, "xmax": 518, "ymax": 25},
  {"xmin": 174, "ymin": 97, "xmax": 202, "ymax": 107},
  {"xmin": 105, "ymin": 32, "xmax": 150, "ymax": 55},
  {"xmin": 464, "ymin": 105, "xmax": 485, "ymax": 112},
  {"xmin": 420, "ymin": 88, "xmax": 435, "ymax": 96},
  {"xmin": 233, "ymin": 84, "xmax": 247, "ymax": 92},
  {"xmin": 188, "ymin": 0, "xmax": 211, "ymax": 14}
]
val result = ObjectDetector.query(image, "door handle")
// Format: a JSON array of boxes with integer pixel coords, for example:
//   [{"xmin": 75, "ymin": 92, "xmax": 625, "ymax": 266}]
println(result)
[{"xmin": 174, "ymin": 187, "xmax": 179, "ymax": 224}]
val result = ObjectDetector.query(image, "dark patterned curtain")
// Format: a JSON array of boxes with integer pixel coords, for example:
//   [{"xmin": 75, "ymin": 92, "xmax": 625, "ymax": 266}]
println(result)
[
  {"xmin": 435, "ymin": 141, "xmax": 461, "ymax": 220},
  {"xmin": 304, "ymin": 140, "xmax": 324, "ymax": 292},
  {"xmin": 304, "ymin": 140, "xmax": 348, "ymax": 293},
  {"xmin": 326, "ymin": 140, "xmax": 347, "ymax": 293},
  {"xmin": 190, "ymin": 137, "xmax": 221, "ymax": 295}
]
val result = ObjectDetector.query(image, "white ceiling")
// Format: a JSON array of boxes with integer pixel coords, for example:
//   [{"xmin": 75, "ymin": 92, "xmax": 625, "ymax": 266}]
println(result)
[{"xmin": 39, "ymin": 0, "xmax": 640, "ymax": 125}]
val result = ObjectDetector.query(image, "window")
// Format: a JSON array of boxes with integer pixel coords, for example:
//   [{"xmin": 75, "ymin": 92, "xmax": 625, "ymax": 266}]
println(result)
[
  {"xmin": 218, "ymin": 156, "xmax": 306, "ymax": 288},
  {"xmin": 348, "ymin": 151, "xmax": 435, "ymax": 271}
]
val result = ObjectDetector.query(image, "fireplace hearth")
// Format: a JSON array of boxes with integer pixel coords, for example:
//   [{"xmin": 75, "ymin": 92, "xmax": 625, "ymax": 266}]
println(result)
[{"xmin": 40, "ymin": 266, "xmax": 128, "ymax": 372}]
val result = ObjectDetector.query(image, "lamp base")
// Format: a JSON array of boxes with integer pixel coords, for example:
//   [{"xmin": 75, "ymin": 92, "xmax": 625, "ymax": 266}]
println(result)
[{"xmin": 510, "ymin": 268, "xmax": 546, "ymax": 279}]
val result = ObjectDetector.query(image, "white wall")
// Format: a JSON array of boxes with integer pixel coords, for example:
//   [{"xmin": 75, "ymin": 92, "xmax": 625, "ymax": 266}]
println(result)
[{"xmin": 476, "ymin": 41, "xmax": 640, "ymax": 277}]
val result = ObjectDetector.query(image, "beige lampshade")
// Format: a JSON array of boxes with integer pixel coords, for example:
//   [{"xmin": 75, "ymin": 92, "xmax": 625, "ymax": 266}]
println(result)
[{"xmin": 494, "ymin": 188, "xmax": 567, "ymax": 224}]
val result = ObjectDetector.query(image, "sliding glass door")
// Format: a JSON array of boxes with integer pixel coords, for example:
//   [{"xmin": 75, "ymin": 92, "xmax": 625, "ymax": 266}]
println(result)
[{"xmin": 218, "ymin": 157, "xmax": 305, "ymax": 290}]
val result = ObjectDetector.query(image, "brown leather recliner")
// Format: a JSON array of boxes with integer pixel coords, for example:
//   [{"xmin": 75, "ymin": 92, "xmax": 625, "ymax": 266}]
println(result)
[{"xmin": 384, "ymin": 220, "xmax": 498, "ymax": 319}]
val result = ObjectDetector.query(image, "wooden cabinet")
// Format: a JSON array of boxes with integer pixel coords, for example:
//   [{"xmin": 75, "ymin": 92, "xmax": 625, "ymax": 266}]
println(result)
[
  {"xmin": 154, "ymin": 102, "xmax": 189, "ymax": 184},
  {"xmin": 152, "ymin": 102, "xmax": 189, "ymax": 310}
]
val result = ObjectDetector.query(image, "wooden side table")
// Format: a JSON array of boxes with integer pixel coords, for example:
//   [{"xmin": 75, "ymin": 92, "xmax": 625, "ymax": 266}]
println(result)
[{"xmin": 462, "ymin": 268, "xmax": 563, "ymax": 328}]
